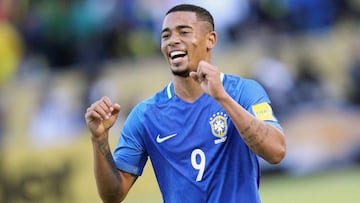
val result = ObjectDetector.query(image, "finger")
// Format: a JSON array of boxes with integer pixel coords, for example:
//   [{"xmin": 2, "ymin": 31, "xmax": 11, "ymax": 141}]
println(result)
[
  {"xmin": 93, "ymin": 103, "xmax": 111, "ymax": 120},
  {"xmin": 99, "ymin": 101, "xmax": 112, "ymax": 116},
  {"xmin": 189, "ymin": 71, "xmax": 199, "ymax": 81},
  {"xmin": 102, "ymin": 96, "xmax": 114, "ymax": 111},
  {"xmin": 197, "ymin": 70, "xmax": 206, "ymax": 82},
  {"xmin": 197, "ymin": 60, "xmax": 207, "ymax": 72},
  {"xmin": 85, "ymin": 108, "xmax": 103, "ymax": 122},
  {"xmin": 197, "ymin": 61, "xmax": 208, "ymax": 80}
]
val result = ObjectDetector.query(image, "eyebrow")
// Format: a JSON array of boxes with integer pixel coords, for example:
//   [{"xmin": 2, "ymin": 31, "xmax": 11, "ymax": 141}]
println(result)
[{"xmin": 161, "ymin": 25, "xmax": 193, "ymax": 34}]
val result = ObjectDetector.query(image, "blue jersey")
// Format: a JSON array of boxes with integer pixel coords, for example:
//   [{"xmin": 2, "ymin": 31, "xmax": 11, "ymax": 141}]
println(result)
[{"xmin": 113, "ymin": 73, "xmax": 281, "ymax": 203}]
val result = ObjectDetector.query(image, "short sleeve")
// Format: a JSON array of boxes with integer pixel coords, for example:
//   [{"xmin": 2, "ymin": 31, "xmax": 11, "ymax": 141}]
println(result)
[
  {"xmin": 240, "ymin": 79, "xmax": 283, "ymax": 130},
  {"xmin": 113, "ymin": 106, "xmax": 148, "ymax": 176}
]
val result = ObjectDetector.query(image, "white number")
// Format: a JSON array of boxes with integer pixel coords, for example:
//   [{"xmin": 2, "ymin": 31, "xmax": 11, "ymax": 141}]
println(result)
[{"xmin": 191, "ymin": 149, "xmax": 206, "ymax": 182}]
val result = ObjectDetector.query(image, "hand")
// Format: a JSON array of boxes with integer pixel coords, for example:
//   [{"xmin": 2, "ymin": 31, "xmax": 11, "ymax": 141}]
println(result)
[
  {"xmin": 189, "ymin": 60, "xmax": 226, "ymax": 100},
  {"xmin": 85, "ymin": 96, "xmax": 121, "ymax": 139}
]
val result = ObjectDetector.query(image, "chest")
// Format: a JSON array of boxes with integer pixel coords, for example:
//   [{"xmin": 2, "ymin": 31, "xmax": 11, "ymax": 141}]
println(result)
[{"xmin": 142, "ymin": 99, "xmax": 239, "ymax": 157}]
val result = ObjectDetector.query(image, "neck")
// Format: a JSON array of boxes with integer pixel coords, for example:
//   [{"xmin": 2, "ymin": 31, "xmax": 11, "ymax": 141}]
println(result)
[{"xmin": 173, "ymin": 76, "xmax": 203, "ymax": 102}]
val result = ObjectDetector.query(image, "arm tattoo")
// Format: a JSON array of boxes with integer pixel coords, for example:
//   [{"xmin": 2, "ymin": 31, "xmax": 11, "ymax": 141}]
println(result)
[
  {"xmin": 98, "ymin": 139, "xmax": 121, "ymax": 181},
  {"xmin": 241, "ymin": 118, "xmax": 270, "ymax": 149}
]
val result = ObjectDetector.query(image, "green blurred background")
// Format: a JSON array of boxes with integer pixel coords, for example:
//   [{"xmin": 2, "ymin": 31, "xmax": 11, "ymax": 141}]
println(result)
[{"xmin": 1, "ymin": 0, "xmax": 360, "ymax": 202}]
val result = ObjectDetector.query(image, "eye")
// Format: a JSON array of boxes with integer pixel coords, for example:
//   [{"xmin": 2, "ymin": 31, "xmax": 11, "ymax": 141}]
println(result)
[
  {"xmin": 180, "ymin": 30, "xmax": 191, "ymax": 36},
  {"xmin": 162, "ymin": 33, "xmax": 170, "ymax": 40}
]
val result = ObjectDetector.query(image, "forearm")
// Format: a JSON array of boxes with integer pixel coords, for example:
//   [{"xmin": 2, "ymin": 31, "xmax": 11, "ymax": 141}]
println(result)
[
  {"xmin": 92, "ymin": 135, "xmax": 125, "ymax": 203},
  {"xmin": 216, "ymin": 93, "xmax": 286, "ymax": 164},
  {"xmin": 239, "ymin": 116, "xmax": 286, "ymax": 163}
]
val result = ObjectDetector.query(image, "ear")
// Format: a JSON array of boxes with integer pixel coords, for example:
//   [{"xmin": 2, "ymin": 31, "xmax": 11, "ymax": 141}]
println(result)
[{"xmin": 206, "ymin": 31, "xmax": 217, "ymax": 51}]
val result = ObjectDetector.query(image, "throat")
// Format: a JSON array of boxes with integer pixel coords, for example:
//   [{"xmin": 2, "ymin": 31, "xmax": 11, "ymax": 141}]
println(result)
[{"xmin": 174, "ymin": 83, "xmax": 204, "ymax": 103}]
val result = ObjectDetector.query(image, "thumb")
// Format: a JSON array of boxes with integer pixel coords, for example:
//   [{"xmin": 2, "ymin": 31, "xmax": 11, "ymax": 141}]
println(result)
[
  {"xmin": 102, "ymin": 103, "xmax": 121, "ymax": 130},
  {"xmin": 189, "ymin": 71, "xmax": 199, "ymax": 82},
  {"xmin": 111, "ymin": 103, "xmax": 121, "ymax": 117}
]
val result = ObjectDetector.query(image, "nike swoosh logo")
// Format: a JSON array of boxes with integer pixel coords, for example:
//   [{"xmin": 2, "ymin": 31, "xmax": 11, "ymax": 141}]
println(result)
[{"xmin": 156, "ymin": 133, "xmax": 177, "ymax": 143}]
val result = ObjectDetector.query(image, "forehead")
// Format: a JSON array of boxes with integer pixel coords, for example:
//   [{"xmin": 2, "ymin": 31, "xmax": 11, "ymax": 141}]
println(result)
[{"xmin": 162, "ymin": 11, "xmax": 198, "ymax": 30}]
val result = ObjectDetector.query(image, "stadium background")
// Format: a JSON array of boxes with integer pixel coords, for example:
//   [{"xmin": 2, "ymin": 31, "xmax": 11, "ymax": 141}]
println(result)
[{"xmin": 1, "ymin": 1, "xmax": 360, "ymax": 202}]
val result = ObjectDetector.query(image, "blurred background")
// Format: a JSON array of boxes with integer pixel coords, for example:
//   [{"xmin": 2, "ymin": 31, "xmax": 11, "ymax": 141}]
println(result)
[{"xmin": 1, "ymin": 0, "xmax": 360, "ymax": 202}]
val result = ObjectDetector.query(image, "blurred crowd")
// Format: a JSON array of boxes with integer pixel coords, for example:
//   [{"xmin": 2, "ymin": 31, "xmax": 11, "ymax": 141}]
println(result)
[
  {"xmin": 1, "ymin": 0, "xmax": 359, "ymax": 72},
  {"xmin": 1, "ymin": 0, "xmax": 360, "ymax": 147}
]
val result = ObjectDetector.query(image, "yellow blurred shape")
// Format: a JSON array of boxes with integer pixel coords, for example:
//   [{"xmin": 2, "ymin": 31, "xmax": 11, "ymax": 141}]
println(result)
[{"xmin": 0, "ymin": 21, "xmax": 23, "ymax": 86}]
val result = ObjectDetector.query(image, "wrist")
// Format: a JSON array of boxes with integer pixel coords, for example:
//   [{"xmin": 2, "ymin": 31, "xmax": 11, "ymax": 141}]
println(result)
[
  {"xmin": 214, "ymin": 91, "xmax": 230, "ymax": 103},
  {"xmin": 91, "ymin": 132, "xmax": 109, "ymax": 143}
]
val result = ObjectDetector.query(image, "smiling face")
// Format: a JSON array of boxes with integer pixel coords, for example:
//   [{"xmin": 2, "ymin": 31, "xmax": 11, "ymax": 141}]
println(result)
[{"xmin": 161, "ymin": 11, "xmax": 216, "ymax": 77}]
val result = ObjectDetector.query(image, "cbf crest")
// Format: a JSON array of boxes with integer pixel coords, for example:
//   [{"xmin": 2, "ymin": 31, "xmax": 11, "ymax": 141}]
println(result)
[{"xmin": 209, "ymin": 112, "xmax": 228, "ymax": 144}]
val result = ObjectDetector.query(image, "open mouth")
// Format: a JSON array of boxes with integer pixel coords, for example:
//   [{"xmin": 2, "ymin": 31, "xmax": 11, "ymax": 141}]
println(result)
[{"xmin": 169, "ymin": 50, "xmax": 187, "ymax": 60}]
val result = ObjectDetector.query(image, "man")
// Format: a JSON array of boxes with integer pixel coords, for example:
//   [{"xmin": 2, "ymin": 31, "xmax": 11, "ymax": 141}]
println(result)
[{"xmin": 85, "ymin": 4, "xmax": 286, "ymax": 203}]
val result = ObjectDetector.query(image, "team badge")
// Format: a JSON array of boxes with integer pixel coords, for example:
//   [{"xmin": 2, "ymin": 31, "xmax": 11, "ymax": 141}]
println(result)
[{"xmin": 209, "ymin": 112, "xmax": 228, "ymax": 141}]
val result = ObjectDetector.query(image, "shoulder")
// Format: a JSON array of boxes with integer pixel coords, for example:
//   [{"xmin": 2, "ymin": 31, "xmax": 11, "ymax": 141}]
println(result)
[
  {"xmin": 122, "ymin": 84, "xmax": 170, "ymax": 133},
  {"xmin": 129, "ymin": 83, "xmax": 172, "ymax": 116},
  {"xmin": 223, "ymin": 73, "xmax": 266, "ymax": 95},
  {"xmin": 223, "ymin": 73, "xmax": 270, "ymax": 108}
]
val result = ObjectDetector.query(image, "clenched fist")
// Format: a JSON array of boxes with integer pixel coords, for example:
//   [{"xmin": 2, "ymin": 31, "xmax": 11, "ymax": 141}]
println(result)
[
  {"xmin": 190, "ymin": 60, "xmax": 226, "ymax": 100},
  {"xmin": 85, "ymin": 96, "xmax": 121, "ymax": 139}
]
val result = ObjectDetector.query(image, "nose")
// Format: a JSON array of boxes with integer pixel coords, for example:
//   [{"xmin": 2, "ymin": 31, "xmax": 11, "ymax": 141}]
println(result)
[{"xmin": 168, "ymin": 33, "xmax": 180, "ymax": 46}]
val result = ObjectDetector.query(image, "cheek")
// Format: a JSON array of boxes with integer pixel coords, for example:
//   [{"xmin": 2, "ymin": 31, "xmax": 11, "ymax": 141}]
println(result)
[{"xmin": 160, "ymin": 44, "xmax": 168, "ymax": 58}]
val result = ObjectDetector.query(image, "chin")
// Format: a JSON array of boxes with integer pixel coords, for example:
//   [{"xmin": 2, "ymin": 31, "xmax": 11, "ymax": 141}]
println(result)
[{"xmin": 171, "ymin": 69, "xmax": 190, "ymax": 77}]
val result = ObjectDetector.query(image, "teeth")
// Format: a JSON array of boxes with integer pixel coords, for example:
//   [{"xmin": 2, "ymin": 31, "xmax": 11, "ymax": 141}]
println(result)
[{"xmin": 170, "ymin": 51, "xmax": 186, "ymax": 58}]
